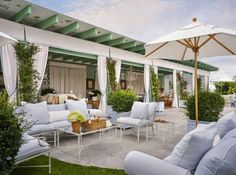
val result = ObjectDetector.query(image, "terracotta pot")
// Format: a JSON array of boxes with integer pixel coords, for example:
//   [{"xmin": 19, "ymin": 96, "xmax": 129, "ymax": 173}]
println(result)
[{"xmin": 72, "ymin": 121, "xmax": 81, "ymax": 133}]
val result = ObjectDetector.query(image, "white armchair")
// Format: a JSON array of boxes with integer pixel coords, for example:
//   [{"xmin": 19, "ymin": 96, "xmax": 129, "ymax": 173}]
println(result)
[{"xmin": 116, "ymin": 102, "xmax": 157, "ymax": 142}]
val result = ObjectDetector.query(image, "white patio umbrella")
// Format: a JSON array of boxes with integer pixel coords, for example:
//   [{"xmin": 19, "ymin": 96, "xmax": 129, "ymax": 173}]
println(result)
[
  {"xmin": 145, "ymin": 18, "xmax": 236, "ymax": 126},
  {"xmin": 0, "ymin": 30, "xmax": 18, "ymax": 47}
]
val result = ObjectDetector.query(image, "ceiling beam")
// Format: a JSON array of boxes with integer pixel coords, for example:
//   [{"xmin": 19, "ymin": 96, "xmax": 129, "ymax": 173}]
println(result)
[
  {"xmin": 90, "ymin": 33, "xmax": 112, "ymax": 43},
  {"xmin": 35, "ymin": 15, "xmax": 59, "ymax": 29},
  {"xmin": 56, "ymin": 22, "xmax": 79, "ymax": 34},
  {"xmin": 127, "ymin": 44, "xmax": 144, "ymax": 52},
  {"xmin": 102, "ymin": 37, "xmax": 125, "ymax": 46},
  {"xmin": 10, "ymin": 5, "xmax": 32, "ymax": 22},
  {"xmin": 75, "ymin": 28, "xmax": 97, "ymax": 39},
  {"xmin": 116, "ymin": 41, "xmax": 136, "ymax": 49}
]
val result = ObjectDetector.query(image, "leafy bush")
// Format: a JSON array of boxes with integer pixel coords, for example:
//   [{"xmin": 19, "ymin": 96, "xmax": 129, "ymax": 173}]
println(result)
[
  {"xmin": 67, "ymin": 111, "xmax": 86, "ymax": 123},
  {"xmin": 151, "ymin": 67, "xmax": 160, "ymax": 102},
  {"xmin": 186, "ymin": 91, "xmax": 225, "ymax": 122},
  {"xmin": 0, "ymin": 91, "xmax": 24, "ymax": 175},
  {"xmin": 108, "ymin": 90, "xmax": 138, "ymax": 112}
]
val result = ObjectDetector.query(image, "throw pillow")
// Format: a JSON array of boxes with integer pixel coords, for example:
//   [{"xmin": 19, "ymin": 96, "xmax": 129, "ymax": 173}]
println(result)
[
  {"xmin": 213, "ymin": 135, "xmax": 221, "ymax": 147},
  {"xmin": 216, "ymin": 116, "xmax": 235, "ymax": 138},
  {"xmin": 65, "ymin": 99, "xmax": 88, "ymax": 116},
  {"xmin": 23, "ymin": 101, "xmax": 49, "ymax": 124},
  {"xmin": 130, "ymin": 102, "xmax": 148, "ymax": 119},
  {"xmin": 164, "ymin": 122, "xmax": 216, "ymax": 172},
  {"xmin": 48, "ymin": 110, "xmax": 70, "ymax": 123},
  {"xmin": 195, "ymin": 138, "xmax": 236, "ymax": 175}
]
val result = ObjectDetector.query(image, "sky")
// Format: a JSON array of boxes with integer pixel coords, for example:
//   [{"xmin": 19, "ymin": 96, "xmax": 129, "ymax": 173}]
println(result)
[{"xmin": 29, "ymin": 0, "xmax": 236, "ymax": 80}]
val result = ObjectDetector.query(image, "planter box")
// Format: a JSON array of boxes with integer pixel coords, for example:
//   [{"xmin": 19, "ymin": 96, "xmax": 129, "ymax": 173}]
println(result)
[
  {"xmin": 156, "ymin": 102, "xmax": 165, "ymax": 112},
  {"xmin": 179, "ymin": 100, "xmax": 187, "ymax": 108},
  {"xmin": 188, "ymin": 119, "xmax": 211, "ymax": 132}
]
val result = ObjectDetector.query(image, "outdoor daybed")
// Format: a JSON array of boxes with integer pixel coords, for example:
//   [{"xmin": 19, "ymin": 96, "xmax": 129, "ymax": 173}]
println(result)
[{"xmin": 124, "ymin": 112, "xmax": 236, "ymax": 175}]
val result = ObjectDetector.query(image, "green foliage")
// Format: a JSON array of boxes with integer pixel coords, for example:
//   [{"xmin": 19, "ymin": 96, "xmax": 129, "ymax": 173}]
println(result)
[
  {"xmin": 10, "ymin": 155, "xmax": 125, "ymax": 175},
  {"xmin": 40, "ymin": 88, "xmax": 56, "ymax": 96},
  {"xmin": 186, "ymin": 91, "xmax": 225, "ymax": 122},
  {"xmin": 108, "ymin": 89, "xmax": 138, "ymax": 112},
  {"xmin": 151, "ymin": 67, "xmax": 160, "ymax": 102},
  {"xmin": 14, "ymin": 43, "xmax": 39, "ymax": 103},
  {"xmin": 0, "ymin": 91, "xmax": 24, "ymax": 175},
  {"xmin": 67, "ymin": 111, "xmax": 86, "ymax": 123},
  {"xmin": 214, "ymin": 81, "xmax": 236, "ymax": 95},
  {"xmin": 107, "ymin": 59, "xmax": 117, "ymax": 92},
  {"xmin": 177, "ymin": 72, "xmax": 188, "ymax": 100}
]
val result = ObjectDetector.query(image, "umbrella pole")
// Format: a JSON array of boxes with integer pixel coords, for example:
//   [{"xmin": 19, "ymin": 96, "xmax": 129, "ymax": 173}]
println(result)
[{"xmin": 194, "ymin": 50, "xmax": 198, "ymax": 127}]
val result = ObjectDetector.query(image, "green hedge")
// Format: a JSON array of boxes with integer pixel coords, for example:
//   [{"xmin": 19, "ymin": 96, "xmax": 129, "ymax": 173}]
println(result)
[
  {"xmin": 108, "ymin": 89, "xmax": 137, "ymax": 112},
  {"xmin": 186, "ymin": 91, "xmax": 225, "ymax": 122}
]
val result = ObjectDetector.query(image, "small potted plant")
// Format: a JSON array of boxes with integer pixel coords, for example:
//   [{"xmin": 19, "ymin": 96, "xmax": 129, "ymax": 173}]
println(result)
[{"xmin": 67, "ymin": 111, "xmax": 86, "ymax": 133}]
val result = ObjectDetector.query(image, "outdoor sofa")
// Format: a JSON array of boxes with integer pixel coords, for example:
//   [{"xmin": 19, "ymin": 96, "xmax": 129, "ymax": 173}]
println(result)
[
  {"xmin": 124, "ymin": 111, "xmax": 236, "ymax": 175},
  {"xmin": 15, "ymin": 99, "xmax": 103, "ymax": 145}
]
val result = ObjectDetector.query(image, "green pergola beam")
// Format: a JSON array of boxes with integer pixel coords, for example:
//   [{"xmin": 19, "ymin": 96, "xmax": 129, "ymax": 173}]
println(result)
[
  {"xmin": 10, "ymin": 5, "xmax": 32, "ymax": 22},
  {"xmin": 122, "ymin": 60, "xmax": 144, "ymax": 68},
  {"xmin": 127, "ymin": 44, "xmax": 144, "ymax": 52},
  {"xmin": 56, "ymin": 22, "xmax": 79, "ymax": 34},
  {"xmin": 91, "ymin": 33, "xmax": 112, "ymax": 43},
  {"xmin": 116, "ymin": 41, "xmax": 136, "ymax": 49},
  {"xmin": 102, "ymin": 37, "xmax": 125, "ymax": 46},
  {"xmin": 49, "ymin": 47, "xmax": 97, "ymax": 60},
  {"xmin": 35, "ymin": 15, "xmax": 59, "ymax": 29},
  {"xmin": 135, "ymin": 50, "xmax": 145, "ymax": 55},
  {"xmin": 75, "ymin": 28, "xmax": 97, "ymax": 39}
]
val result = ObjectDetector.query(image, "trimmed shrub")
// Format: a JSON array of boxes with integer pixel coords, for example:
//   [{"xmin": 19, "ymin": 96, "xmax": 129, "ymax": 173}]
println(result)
[
  {"xmin": 108, "ymin": 89, "xmax": 138, "ymax": 112},
  {"xmin": 186, "ymin": 91, "xmax": 225, "ymax": 122},
  {"xmin": 0, "ymin": 91, "xmax": 24, "ymax": 175}
]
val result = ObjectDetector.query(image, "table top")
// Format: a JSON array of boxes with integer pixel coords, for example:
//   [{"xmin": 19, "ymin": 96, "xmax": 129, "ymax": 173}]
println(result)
[{"xmin": 57, "ymin": 125, "xmax": 117, "ymax": 136}]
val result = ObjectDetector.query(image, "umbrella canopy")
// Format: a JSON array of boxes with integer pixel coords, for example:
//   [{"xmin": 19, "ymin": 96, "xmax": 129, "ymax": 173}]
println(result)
[
  {"xmin": 145, "ymin": 18, "xmax": 236, "ymax": 126},
  {"xmin": 0, "ymin": 30, "xmax": 18, "ymax": 47}
]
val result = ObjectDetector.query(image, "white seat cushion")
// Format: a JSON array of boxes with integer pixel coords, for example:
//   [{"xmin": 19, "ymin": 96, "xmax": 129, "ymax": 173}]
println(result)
[
  {"xmin": 117, "ymin": 117, "xmax": 148, "ymax": 126},
  {"xmin": 27, "ymin": 123, "xmax": 54, "ymax": 135},
  {"xmin": 130, "ymin": 102, "xmax": 148, "ymax": 119}
]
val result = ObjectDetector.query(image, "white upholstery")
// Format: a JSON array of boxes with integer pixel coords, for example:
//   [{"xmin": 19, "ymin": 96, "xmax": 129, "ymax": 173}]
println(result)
[
  {"xmin": 117, "ymin": 117, "xmax": 148, "ymax": 126},
  {"xmin": 48, "ymin": 110, "xmax": 69, "ymax": 123},
  {"xmin": 88, "ymin": 109, "xmax": 103, "ymax": 116},
  {"xmin": 130, "ymin": 102, "xmax": 148, "ymax": 119},
  {"xmin": 124, "ymin": 151, "xmax": 192, "ymax": 175},
  {"xmin": 23, "ymin": 101, "xmax": 49, "ymax": 124},
  {"xmin": 65, "ymin": 99, "xmax": 88, "ymax": 116}
]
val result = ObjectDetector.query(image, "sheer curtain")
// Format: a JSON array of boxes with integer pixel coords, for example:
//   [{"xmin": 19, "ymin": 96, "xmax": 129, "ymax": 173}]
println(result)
[
  {"xmin": 115, "ymin": 59, "xmax": 121, "ymax": 84},
  {"xmin": 144, "ymin": 64, "xmax": 150, "ymax": 102},
  {"xmin": 0, "ymin": 44, "xmax": 17, "ymax": 101},
  {"xmin": 97, "ymin": 56, "xmax": 107, "ymax": 114},
  {"xmin": 34, "ymin": 44, "xmax": 48, "ymax": 93}
]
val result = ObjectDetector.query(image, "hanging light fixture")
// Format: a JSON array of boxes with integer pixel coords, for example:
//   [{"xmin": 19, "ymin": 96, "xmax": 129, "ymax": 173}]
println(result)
[{"xmin": 126, "ymin": 66, "xmax": 137, "ymax": 82}]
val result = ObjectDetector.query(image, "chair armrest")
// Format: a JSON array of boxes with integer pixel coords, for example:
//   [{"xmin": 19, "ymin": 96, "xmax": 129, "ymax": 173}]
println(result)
[
  {"xmin": 124, "ymin": 151, "xmax": 191, "ymax": 175},
  {"xmin": 117, "ymin": 112, "xmax": 131, "ymax": 118}
]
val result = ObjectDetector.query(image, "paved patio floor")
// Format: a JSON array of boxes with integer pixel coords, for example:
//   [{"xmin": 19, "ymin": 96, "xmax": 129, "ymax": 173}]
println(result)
[{"xmin": 50, "ymin": 107, "xmax": 235, "ymax": 170}]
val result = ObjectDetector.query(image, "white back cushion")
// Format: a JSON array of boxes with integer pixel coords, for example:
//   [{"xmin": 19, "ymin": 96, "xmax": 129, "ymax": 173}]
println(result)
[
  {"xmin": 65, "ymin": 99, "xmax": 88, "ymax": 116},
  {"xmin": 164, "ymin": 122, "xmax": 216, "ymax": 172},
  {"xmin": 48, "ymin": 110, "xmax": 70, "ymax": 123},
  {"xmin": 23, "ymin": 101, "xmax": 49, "ymax": 124},
  {"xmin": 130, "ymin": 102, "xmax": 148, "ymax": 119}
]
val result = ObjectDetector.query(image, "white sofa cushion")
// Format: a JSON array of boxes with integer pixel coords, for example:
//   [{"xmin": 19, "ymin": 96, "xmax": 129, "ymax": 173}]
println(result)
[
  {"xmin": 130, "ymin": 102, "xmax": 148, "ymax": 119},
  {"xmin": 23, "ymin": 101, "xmax": 49, "ymax": 124},
  {"xmin": 65, "ymin": 99, "xmax": 88, "ymax": 116},
  {"xmin": 195, "ymin": 138, "xmax": 236, "ymax": 175},
  {"xmin": 216, "ymin": 114, "xmax": 236, "ymax": 138},
  {"xmin": 47, "ymin": 104, "xmax": 66, "ymax": 111},
  {"xmin": 117, "ymin": 117, "xmax": 143, "ymax": 126},
  {"xmin": 147, "ymin": 102, "xmax": 157, "ymax": 121},
  {"xmin": 164, "ymin": 122, "xmax": 216, "ymax": 172},
  {"xmin": 48, "ymin": 110, "xmax": 70, "ymax": 123},
  {"xmin": 222, "ymin": 128, "xmax": 236, "ymax": 141}
]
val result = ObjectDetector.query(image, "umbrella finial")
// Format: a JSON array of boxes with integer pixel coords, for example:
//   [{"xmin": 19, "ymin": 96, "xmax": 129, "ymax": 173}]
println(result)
[{"xmin": 192, "ymin": 18, "xmax": 197, "ymax": 22}]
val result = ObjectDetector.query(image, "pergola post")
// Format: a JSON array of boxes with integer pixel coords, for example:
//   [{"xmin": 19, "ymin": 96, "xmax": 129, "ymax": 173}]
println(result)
[{"xmin": 172, "ymin": 69, "xmax": 178, "ymax": 107}]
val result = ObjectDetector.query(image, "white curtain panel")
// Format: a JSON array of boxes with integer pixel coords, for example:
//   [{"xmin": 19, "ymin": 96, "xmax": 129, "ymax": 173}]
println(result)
[
  {"xmin": 97, "ymin": 56, "xmax": 107, "ymax": 114},
  {"xmin": 172, "ymin": 69, "xmax": 178, "ymax": 107},
  {"xmin": 115, "ymin": 59, "xmax": 121, "ymax": 83},
  {"xmin": 34, "ymin": 44, "xmax": 48, "ymax": 92},
  {"xmin": 0, "ymin": 44, "xmax": 17, "ymax": 101},
  {"xmin": 144, "ymin": 64, "xmax": 150, "ymax": 102}
]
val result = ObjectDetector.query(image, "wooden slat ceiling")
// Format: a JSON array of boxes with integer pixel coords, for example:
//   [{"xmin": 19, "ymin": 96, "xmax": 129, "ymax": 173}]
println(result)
[{"xmin": 0, "ymin": 0, "xmax": 145, "ymax": 55}]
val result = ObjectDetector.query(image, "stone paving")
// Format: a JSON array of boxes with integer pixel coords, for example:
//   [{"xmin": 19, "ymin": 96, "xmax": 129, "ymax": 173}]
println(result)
[{"xmin": 50, "ymin": 107, "xmax": 235, "ymax": 170}]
